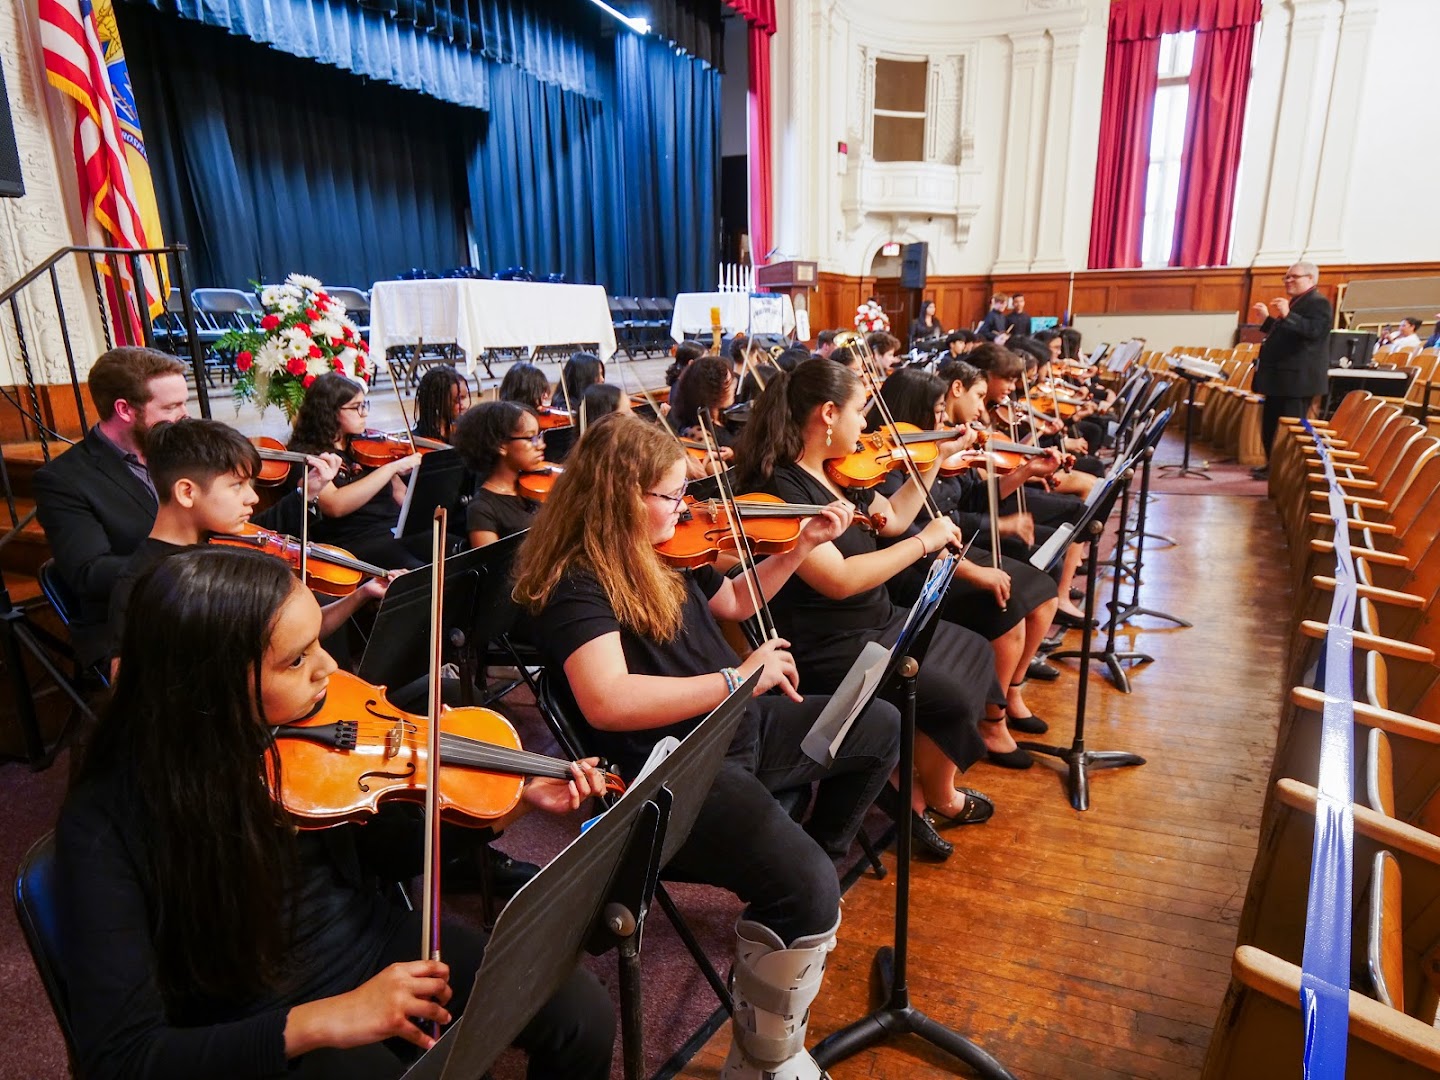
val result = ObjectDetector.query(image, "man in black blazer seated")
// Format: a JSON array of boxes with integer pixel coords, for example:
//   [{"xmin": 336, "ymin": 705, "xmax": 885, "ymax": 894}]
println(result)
[
  {"xmin": 1249, "ymin": 261, "xmax": 1332, "ymax": 479},
  {"xmin": 34, "ymin": 348, "xmax": 190, "ymax": 669}
]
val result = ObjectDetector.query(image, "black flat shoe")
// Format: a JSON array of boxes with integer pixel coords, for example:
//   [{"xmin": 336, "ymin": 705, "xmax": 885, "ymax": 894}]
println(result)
[
  {"xmin": 927, "ymin": 788, "xmax": 994, "ymax": 827},
  {"xmin": 986, "ymin": 746, "xmax": 1034, "ymax": 770},
  {"xmin": 1069, "ymin": 587, "xmax": 1085, "ymax": 602},
  {"xmin": 1052, "ymin": 609, "xmax": 1096, "ymax": 631},
  {"xmin": 1026, "ymin": 658, "xmax": 1061, "ymax": 681},
  {"xmin": 910, "ymin": 810, "xmax": 954, "ymax": 859},
  {"xmin": 1006, "ymin": 712, "xmax": 1049, "ymax": 735}
]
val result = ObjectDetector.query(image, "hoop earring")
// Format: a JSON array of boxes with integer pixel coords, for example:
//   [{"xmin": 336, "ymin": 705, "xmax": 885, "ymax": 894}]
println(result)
[{"xmin": 825, "ymin": 425, "xmax": 833, "ymax": 447}]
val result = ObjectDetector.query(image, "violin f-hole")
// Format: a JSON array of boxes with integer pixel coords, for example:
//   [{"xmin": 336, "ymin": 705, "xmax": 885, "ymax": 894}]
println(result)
[{"xmin": 358, "ymin": 762, "xmax": 416, "ymax": 793}]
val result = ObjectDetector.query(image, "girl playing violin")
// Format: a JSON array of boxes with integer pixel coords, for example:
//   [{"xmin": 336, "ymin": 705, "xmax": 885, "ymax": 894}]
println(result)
[
  {"xmin": 669, "ymin": 354, "xmax": 738, "ymax": 448},
  {"xmin": 411, "ymin": 366, "xmax": 470, "ymax": 444},
  {"xmin": 513, "ymin": 414, "xmax": 900, "ymax": 1079},
  {"xmin": 497, "ymin": 361, "xmax": 552, "ymax": 413},
  {"xmin": 450, "ymin": 401, "xmax": 543, "ymax": 548},
  {"xmin": 288, "ymin": 374, "xmax": 424, "ymax": 570},
  {"xmin": 733, "ymin": 358, "xmax": 1004, "ymax": 860},
  {"xmin": 57, "ymin": 547, "xmax": 615, "ymax": 1079}
]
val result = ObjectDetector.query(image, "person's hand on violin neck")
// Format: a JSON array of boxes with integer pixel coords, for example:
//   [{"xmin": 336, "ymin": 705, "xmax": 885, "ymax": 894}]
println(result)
[
  {"xmin": 738, "ymin": 637, "xmax": 803, "ymax": 702},
  {"xmin": 303, "ymin": 452, "xmax": 344, "ymax": 501},
  {"xmin": 1025, "ymin": 449, "xmax": 1063, "ymax": 480},
  {"xmin": 283, "ymin": 959, "xmax": 454, "ymax": 1056},
  {"xmin": 521, "ymin": 757, "xmax": 610, "ymax": 815}
]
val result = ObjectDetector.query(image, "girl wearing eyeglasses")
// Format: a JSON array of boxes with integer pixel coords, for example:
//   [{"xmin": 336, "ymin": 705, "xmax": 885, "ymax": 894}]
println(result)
[
  {"xmin": 449, "ymin": 400, "xmax": 545, "ymax": 548},
  {"xmin": 287, "ymin": 373, "xmax": 423, "ymax": 569},
  {"xmin": 513, "ymin": 413, "xmax": 901, "ymax": 1079}
]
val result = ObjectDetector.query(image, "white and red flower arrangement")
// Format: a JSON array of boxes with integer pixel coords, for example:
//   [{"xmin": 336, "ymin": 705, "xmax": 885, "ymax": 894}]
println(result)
[
  {"xmin": 220, "ymin": 274, "xmax": 371, "ymax": 419},
  {"xmin": 854, "ymin": 299, "xmax": 890, "ymax": 334}
]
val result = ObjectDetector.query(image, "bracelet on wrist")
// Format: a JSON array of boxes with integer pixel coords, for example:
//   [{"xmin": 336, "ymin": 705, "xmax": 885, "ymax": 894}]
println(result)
[
  {"xmin": 914, "ymin": 534, "xmax": 928, "ymax": 559},
  {"xmin": 721, "ymin": 667, "xmax": 741, "ymax": 694}
]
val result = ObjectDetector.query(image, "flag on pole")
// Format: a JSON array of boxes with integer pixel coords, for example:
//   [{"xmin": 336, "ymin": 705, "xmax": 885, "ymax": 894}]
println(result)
[{"xmin": 39, "ymin": 0, "xmax": 166, "ymax": 342}]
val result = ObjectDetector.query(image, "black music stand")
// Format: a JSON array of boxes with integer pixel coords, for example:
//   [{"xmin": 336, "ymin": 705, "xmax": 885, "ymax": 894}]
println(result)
[
  {"xmin": 809, "ymin": 557, "xmax": 1016, "ymax": 1080},
  {"xmin": 356, "ymin": 546, "xmax": 486, "ymax": 693},
  {"xmin": 1022, "ymin": 471, "xmax": 1146, "ymax": 810},
  {"xmin": 402, "ymin": 673, "xmax": 758, "ymax": 1080},
  {"xmin": 1158, "ymin": 363, "xmax": 1212, "ymax": 481},
  {"xmin": 1109, "ymin": 408, "xmax": 1190, "ymax": 633},
  {"xmin": 394, "ymin": 448, "xmax": 467, "ymax": 549}
]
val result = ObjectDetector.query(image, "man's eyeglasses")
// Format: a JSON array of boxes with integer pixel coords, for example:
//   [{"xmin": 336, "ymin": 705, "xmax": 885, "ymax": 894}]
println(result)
[
  {"xmin": 645, "ymin": 479, "xmax": 689, "ymax": 511},
  {"xmin": 1283, "ymin": 273, "xmax": 1312, "ymax": 282},
  {"xmin": 340, "ymin": 401, "xmax": 371, "ymax": 414},
  {"xmin": 508, "ymin": 432, "xmax": 545, "ymax": 446}
]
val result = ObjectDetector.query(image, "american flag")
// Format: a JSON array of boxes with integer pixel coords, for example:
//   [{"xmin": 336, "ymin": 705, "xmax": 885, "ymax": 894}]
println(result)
[{"xmin": 39, "ymin": 0, "xmax": 163, "ymax": 341}]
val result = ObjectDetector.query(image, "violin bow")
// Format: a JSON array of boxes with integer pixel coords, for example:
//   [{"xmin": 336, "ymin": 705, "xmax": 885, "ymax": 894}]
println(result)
[
  {"xmin": 298, "ymin": 459, "xmax": 310, "ymax": 586},
  {"xmin": 697, "ymin": 412, "xmax": 778, "ymax": 641},
  {"xmin": 384, "ymin": 338, "xmax": 421, "ymax": 456},
  {"xmin": 420, "ymin": 507, "xmax": 446, "ymax": 989}
]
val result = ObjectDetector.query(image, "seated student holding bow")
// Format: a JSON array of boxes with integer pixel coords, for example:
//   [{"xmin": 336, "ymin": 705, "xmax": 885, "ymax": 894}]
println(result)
[
  {"xmin": 449, "ymin": 400, "xmax": 544, "ymax": 548},
  {"xmin": 287, "ymin": 374, "xmax": 424, "ymax": 571},
  {"xmin": 734, "ymin": 358, "xmax": 1007, "ymax": 860},
  {"xmin": 514, "ymin": 414, "xmax": 900, "ymax": 1080},
  {"xmin": 57, "ymin": 546, "xmax": 615, "ymax": 1080}
]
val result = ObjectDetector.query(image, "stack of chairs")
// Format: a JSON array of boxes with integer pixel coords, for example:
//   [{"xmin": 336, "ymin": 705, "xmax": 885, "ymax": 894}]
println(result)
[{"xmin": 1203, "ymin": 390, "xmax": 1440, "ymax": 1077}]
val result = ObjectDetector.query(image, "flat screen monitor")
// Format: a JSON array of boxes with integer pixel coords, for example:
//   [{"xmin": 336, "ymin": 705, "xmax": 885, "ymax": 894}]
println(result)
[{"xmin": 1326, "ymin": 330, "xmax": 1377, "ymax": 369}]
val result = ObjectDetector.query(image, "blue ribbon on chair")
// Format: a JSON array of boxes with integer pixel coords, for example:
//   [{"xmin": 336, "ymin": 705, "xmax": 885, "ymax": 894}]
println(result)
[{"xmin": 1296, "ymin": 420, "xmax": 1357, "ymax": 1080}]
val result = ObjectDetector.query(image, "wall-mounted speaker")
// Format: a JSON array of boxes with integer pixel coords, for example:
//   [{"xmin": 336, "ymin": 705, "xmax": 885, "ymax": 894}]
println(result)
[
  {"xmin": 900, "ymin": 242, "xmax": 926, "ymax": 289},
  {"xmin": 0, "ymin": 59, "xmax": 24, "ymax": 199}
]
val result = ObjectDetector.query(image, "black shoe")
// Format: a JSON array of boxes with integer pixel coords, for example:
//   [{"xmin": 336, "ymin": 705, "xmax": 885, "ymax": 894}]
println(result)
[
  {"xmin": 1026, "ymin": 658, "xmax": 1061, "ymax": 681},
  {"xmin": 986, "ymin": 746, "xmax": 1035, "ymax": 770},
  {"xmin": 927, "ymin": 788, "xmax": 995, "ymax": 827},
  {"xmin": 1069, "ymin": 587, "xmax": 1085, "ymax": 602},
  {"xmin": 1006, "ymin": 712, "xmax": 1049, "ymax": 735},
  {"xmin": 1249, "ymin": 465, "xmax": 1270, "ymax": 480},
  {"xmin": 910, "ymin": 810, "xmax": 955, "ymax": 859},
  {"xmin": 1038, "ymin": 632, "xmax": 1065, "ymax": 655},
  {"xmin": 1052, "ymin": 609, "xmax": 1096, "ymax": 631}
]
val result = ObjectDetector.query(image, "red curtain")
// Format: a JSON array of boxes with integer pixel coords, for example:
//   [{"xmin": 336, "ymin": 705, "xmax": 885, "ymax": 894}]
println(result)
[
  {"xmin": 1169, "ymin": 22, "xmax": 1257, "ymax": 267},
  {"xmin": 725, "ymin": 0, "xmax": 776, "ymax": 265},
  {"xmin": 1087, "ymin": 36, "xmax": 1160, "ymax": 269}
]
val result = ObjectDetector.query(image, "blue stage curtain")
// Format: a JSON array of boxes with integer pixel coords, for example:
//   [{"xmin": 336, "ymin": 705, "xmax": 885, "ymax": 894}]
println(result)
[
  {"xmin": 119, "ymin": 6, "xmax": 473, "ymax": 288},
  {"xmin": 613, "ymin": 33, "xmax": 719, "ymax": 296},
  {"xmin": 467, "ymin": 63, "xmax": 626, "ymax": 291}
]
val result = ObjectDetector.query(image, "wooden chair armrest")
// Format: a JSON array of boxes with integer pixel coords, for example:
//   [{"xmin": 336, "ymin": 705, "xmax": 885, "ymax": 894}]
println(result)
[
  {"xmin": 1291, "ymin": 687, "xmax": 1440, "ymax": 744},
  {"xmin": 1313, "ymin": 576, "xmax": 1426, "ymax": 609},
  {"xmin": 1277, "ymin": 778, "xmax": 1440, "ymax": 867},
  {"xmin": 1308, "ymin": 513, "xmax": 1396, "ymax": 534},
  {"xmin": 1305, "ymin": 448, "xmax": 1363, "ymax": 461},
  {"xmin": 1309, "ymin": 539, "xmax": 1409, "ymax": 567},
  {"xmin": 1299, "ymin": 620, "xmax": 1435, "ymax": 663},
  {"xmin": 1306, "ymin": 473, "xmax": 1380, "ymax": 490},
  {"xmin": 1232, "ymin": 945, "xmax": 1440, "ymax": 1072},
  {"xmin": 1308, "ymin": 490, "xmax": 1389, "ymax": 509}
]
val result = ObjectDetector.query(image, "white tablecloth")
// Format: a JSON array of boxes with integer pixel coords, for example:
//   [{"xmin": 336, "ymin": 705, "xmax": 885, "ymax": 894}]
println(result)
[
  {"xmin": 368, "ymin": 279, "xmax": 618, "ymax": 373},
  {"xmin": 670, "ymin": 292, "xmax": 796, "ymax": 342}
]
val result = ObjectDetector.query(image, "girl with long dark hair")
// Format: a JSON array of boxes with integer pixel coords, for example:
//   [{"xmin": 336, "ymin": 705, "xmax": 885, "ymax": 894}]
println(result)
[
  {"xmin": 287, "ymin": 374, "xmax": 422, "ymax": 569},
  {"xmin": 668, "ymin": 355, "xmax": 736, "ymax": 446},
  {"xmin": 56, "ymin": 547, "xmax": 614, "ymax": 1079},
  {"xmin": 732, "ymin": 359, "xmax": 1010, "ymax": 856},
  {"xmin": 513, "ymin": 414, "xmax": 899, "ymax": 1079},
  {"xmin": 411, "ymin": 367, "xmax": 470, "ymax": 443},
  {"xmin": 450, "ymin": 400, "xmax": 543, "ymax": 548},
  {"xmin": 497, "ymin": 362, "xmax": 552, "ymax": 412}
]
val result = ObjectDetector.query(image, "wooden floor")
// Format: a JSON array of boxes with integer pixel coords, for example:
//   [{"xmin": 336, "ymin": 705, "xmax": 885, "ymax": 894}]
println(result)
[{"xmin": 685, "ymin": 486, "xmax": 1292, "ymax": 1079}]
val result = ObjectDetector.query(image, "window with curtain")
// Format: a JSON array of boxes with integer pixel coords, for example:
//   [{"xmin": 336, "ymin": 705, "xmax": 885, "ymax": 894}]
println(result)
[
  {"xmin": 1140, "ymin": 31, "xmax": 1195, "ymax": 267},
  {"xmin": 872, "ymin": 58, "xmax": 928, "ymax": 163}
]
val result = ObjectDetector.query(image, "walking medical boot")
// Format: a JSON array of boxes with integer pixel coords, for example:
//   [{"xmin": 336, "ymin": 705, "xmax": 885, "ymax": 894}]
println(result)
[{"xmin": 720, "ymin": 915, "xmax": 839, "ymax": 1080}]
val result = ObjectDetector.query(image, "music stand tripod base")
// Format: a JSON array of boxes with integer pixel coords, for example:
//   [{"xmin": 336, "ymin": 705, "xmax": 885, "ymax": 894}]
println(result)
[{"xmin": 1159, "ymin": 368, "xmax": 1213, "ymax": 480}]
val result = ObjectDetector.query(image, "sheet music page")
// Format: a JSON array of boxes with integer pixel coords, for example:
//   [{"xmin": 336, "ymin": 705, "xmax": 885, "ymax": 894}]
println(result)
[{"xmin": 801, "ymin": 641, "xmax": 892, "ymax": 766}]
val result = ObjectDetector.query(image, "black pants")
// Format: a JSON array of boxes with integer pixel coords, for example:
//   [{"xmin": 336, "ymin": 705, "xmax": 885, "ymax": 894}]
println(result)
[
  {"xmin": 290, "ymin": 912, "xmax": 614, "ymax": 1079},
  {"xmin": 663, "ymin": 694, "xmax": 900, "ymax": 944},
  {"xmin": 1262, "ymin": 395, "xmax": 1313, "ymax": 458}
]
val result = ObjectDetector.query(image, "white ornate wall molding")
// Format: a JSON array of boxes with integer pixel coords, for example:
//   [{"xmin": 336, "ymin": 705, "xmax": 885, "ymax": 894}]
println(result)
[
  {"xmin": 1032, "ymin": 25, "xmax": 1088, "ymax": 270},
  {"xmin": 991, "ymin": 29, "xmax": 1050, "ymax": 273}
]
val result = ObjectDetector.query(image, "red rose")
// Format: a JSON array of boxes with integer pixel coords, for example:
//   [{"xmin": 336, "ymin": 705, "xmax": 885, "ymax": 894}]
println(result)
[
  {"xmin": 308, "ymin": 344, "xmax": 323, "ymax": 358},
  {"xmin": 342, "ymin": 326, "xmax": 354, "ymax": 340},
  {"xmin": 260, "ymin": 314, "xmax": 280, "ymax": 331},
  {"xmin": 316, "ymin": 293, "xmax": 329, "ymax": 304},
  {"xmin": 286, "ymin": 357, "xmax": 307, "ymax": 376},
  {"xmin": 357, "ymin": 338, "xmax": 369, "ymax": 351},
  {"xmin": 332, "ymin": 357, "xmax": 345, "ymax": 371},
  {"xmin": 305, "ymin": 307, "xmax": 320, "ymax": 321},
  {"xmin": 296, "ymin": 322, "xmax": 312, "ymax": 336},
  {"xmin": 303, "ymin": 374, "xmax": 317, "ymax": 389},
  {"xmin": 235, "ymin": 350, "xmax": 253, "ymax": 373}
]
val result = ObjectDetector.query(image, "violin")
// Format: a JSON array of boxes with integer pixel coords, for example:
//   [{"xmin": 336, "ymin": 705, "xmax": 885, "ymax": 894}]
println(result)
[
  {"xmin": 965, "ymin": 427, "xmax": 1058, "ymax": 473},
  {"xmin": 210, "ymin": 522, "xmax": 388, "ymax": 597},
  {"xmin": 250, "ymin": 436, "xmax": 312, "ymax": 486},
  {"xmin": 655, "ymin": 492, "xmax": 884, "ymax": 569},
  {"xmin": 824, "ymin": 422, "xmax": 957, "ymax": 488},
  {"xmin": 350, "ymin": 431, "xmax": 447, "ymax": 469},
  {"xmin": 516, "ymin": 465, "xmax": 563, "ymax": 503},
  {"xmin": 271, "ymin": 670, "xmax": 624, "ymax": 828},
  {"xmin": 535, "ymin": 406, "xmax": 573, "ymax": 431}
]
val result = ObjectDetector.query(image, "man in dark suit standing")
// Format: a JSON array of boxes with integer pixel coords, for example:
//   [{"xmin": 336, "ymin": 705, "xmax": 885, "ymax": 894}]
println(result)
[
  {"xmin": 1004, "ymin": 293, "xmax": 1033, "ymax": 338},
  {"xmin": 1248, "ymin": 261, "xmax": 1332, "ymax": 480},
  {"xmin": 33, "ymin": 347, "xmax": 190, "ymax": 668}
]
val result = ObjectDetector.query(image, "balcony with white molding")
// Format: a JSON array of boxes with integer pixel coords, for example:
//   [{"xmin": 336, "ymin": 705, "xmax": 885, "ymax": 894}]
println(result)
[{"xmin": 841, "ymin": 159, "xmax": 980, "ymax": 244}]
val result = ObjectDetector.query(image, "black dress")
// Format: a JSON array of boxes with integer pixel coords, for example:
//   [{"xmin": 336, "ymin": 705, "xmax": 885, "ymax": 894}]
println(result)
[
  {"xmin": 753, "ymin": 463, "xmax": 998, "ymax": 772},
  {"xmin": 879, "ymin": 472, "xmax": 1056, "ymax": 640},
  {"xmin": 466, "ymin": 487, "xmax": 538, "ymax": 540}
]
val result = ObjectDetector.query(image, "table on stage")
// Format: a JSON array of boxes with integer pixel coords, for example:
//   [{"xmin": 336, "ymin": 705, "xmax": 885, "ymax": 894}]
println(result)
[
  {"xmin": 669, "ymin": 291, "xmax": 796, "ymax": 343},
  {"xmin": 368, "ymin": 279, "xmax": 619, "ymax": 374},
  {"xmin": 1324, "ymin": 365, "xmax": 1412, "ymax": 416}
]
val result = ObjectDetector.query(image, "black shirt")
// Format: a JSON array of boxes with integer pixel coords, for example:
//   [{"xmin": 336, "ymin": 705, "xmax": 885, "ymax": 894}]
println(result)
[
  {"xmin": 532, "ymin": 565, "xmax": 757, "ymax": 777},
  {"xmin": 106, "ymin": 537, "xmax": 185, "ymax": 658},
  {"xmin": 289, "ymin": 448, "xmax": 402, "ymax": 548},
  {"xmin": 55, "ymin": 771, "xmax": 410, "ymax": 1079},
  {"xmin": 466, "ymin": 488, "xmax": 537, "ymax": 540}
]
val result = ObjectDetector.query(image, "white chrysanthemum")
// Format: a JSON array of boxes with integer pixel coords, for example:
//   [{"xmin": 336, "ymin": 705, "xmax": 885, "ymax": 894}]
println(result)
[
  {"xmin": 287, "ymin": 273, "xmax": 323, "ymax": 292},
  {"xmin": 307, "ymin": 355, "xmax": 331, "ymax": 377},
  {"xmin": 275, "ymin": 295, "xmax": 301, "ymax": 316},
  {"xmin": 310, "ymin": 317, "xmax": 343, "ymax": 342},
  {"xmin": 260, "ymin": 286, "xmax": 283, "ymax": 308},
  {"xmin": 254, "ymin": 340, "xmax": 286, "ymax": 375},
  {"xmin": 338, "ymin": 347, "xmax": 359, "ymax": 371}
]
